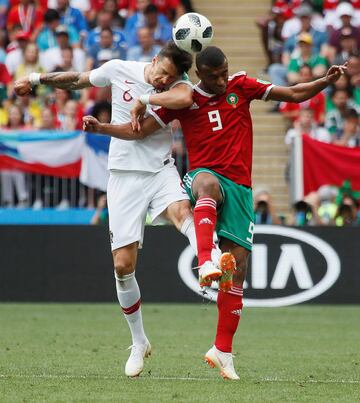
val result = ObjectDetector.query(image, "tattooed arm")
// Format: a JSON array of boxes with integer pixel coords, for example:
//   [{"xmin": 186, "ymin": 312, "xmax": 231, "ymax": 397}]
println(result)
[{"xmin": 14, "ymin": 71, "xmax": 93, "ymax": 96}]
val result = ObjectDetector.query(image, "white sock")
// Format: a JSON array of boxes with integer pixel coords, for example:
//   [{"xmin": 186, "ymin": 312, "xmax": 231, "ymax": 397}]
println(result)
[
  {"xmin": 115, "ymin": 272, "xmax": 147, "ymax": 346},
  {"xmin": 180, "ymin": 216, "xmax": 198, "ymax": 255}
]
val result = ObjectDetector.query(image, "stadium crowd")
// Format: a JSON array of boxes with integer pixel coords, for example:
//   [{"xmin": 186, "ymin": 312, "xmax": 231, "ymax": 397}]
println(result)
[
  {"xmin": 256, "ymin": 0, "xmax": 360, "ymax": 226},
  {"xmin": 0, "ymin": 0, "xmax": 358, "ymax": 226}
]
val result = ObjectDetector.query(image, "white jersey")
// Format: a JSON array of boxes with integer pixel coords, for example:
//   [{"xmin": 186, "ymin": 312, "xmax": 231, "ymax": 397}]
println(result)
[{"xmin": 89, "ymin": 59, "xmax": 190, "ymax": 172}]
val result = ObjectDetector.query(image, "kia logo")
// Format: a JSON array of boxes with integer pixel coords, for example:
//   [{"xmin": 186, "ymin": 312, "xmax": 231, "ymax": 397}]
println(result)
[{"xmin": 177, "ymin": 226, "xmax": 341, "ymax": 307}]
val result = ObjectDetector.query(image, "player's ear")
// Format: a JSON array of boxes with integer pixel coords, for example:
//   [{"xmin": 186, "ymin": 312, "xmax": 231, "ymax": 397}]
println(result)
[{"xmin": 152, "ymin": 56, "xmax": 158, "ymax": 66}]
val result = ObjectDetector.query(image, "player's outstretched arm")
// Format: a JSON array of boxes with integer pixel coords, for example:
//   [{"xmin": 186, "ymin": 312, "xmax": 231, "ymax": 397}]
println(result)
[
  {"xmin": 83, "ymin": 115, "xmax": 161, "ymax": 140},
  {"xmin": 267, "ymin": 63, "xmax": 347, "ymax": 103},
  {"xmin": 131, "ymin": 83, "xmax": 193, "ymax": 131},
  {"xmin": 14, "ymin": 71, "xmax": 93, "ymax": 96}
]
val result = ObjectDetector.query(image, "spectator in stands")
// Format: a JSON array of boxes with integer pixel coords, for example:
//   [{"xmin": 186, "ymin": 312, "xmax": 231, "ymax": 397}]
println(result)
[
  {"xmin": 326, "ymin": 88, "xmax": 360, "ymax": 137},
  {"xmin": 281, "ymin": 2, "xmax": 326, "ymax": 41},
  {"xmin": 91, "ymin": 194, "xmax": 108, "ymax": 224},
  {"xmin": 61, "ymin": 99, "xmax": 83, "ymax": 130},
  {"xmin": 14, "ymin": 42, "xmax": 44, "ymax": 81},
  {"xmin": 317, "ymin": 185, "xmax": 338, "ymax": 225},
  {"xmin": 127, "ymin": 26, "xmax": 161, "ymax": 62},
  {"xmin": 280, "ymin": 64, "xmax": 325, "ymax": 125},
  {"xmin": 335, "ymin": 195, "xmax": 359, "ymax": 226},
  {"xmin": 37, "ymin": 9, "xmax": 80, "ymax": 52},
  {"xmin": 39, "ymin": 106, "xmax": 57, "ymax": 129},
  {"xmin": 333, "ymin": 108, "xmax": 360, "ymax": 146},
  {"xmin": 282, "ymin": 3, "xmax": 328, "ymax": 67},
  {"xmin": 347, "ymin": 53, "xmax": 360, "ymax": 92},
  {"xmin": 1, "ymin": 104, "xmax": 29, "ymax": 207},
  {"xmin": 85, "ymin": 9, "xmax": 127, "ymax": 51},
  {"xmin": 333, "ymin": 28, "xmax": 359, "ymax": 65},
  {"xmin": 16, "ymin": 92, "xmax": 42, "ymax": 126},
  {"xmin": 326, "ymin": 2, "xmax": 360, "ymax": 62},
  {"xmin": 253, "ymin": 187, "xmax": 281, "ymax": 224},
  {"xmin": 53, "ymin": 46, "xmax": 76, "ymax": 71},
  {"xmin": 125, "ymin": 0, "xmax": 170, "ymax": 47},
  {"xmin": 7, "ymin": 0, "xmax": 44, "ymax": 41},
  {"xmin": 256, "ymin": 5, "xmax": 286, "ymax": 68},
  {"xmin": 56, "ymin": 0, "xmax": 88, "ymax": 41},
  {"xmin": 285, "ymin": 108, "xmax": 332, "ymax": 145},
  {"xmin": 287, "ymin": 32, "xmax": 328, "ymax": 84},
  {"xmin": 143, "ymin": 4, "xmax": 172, "ymax": 46},
  {"xmin": 103, "ymin": 0, "xmax": 126, "ymax": 27},
  {"xmin": 86, "ymin": 27, "xmax": 126, "ymax": 70},
  {"xmin": 288, "ymin": 199, "xmax": 323, "ymax": 226},
  {"xmin": 324, "ymin": 0, "xmax": 360, "ymax": 30},
  {"xmin": 5, "ymin": 30, "xmax": 30, "ymax": 76},
  {"xmin": 40, "ymin": 25, "xmax": 86, "ymax": 72}
]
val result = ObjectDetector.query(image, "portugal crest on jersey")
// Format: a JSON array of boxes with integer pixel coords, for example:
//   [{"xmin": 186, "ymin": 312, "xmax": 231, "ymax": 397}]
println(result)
[{"xmin": 226, "ymin": 93, "xmax": 239, "ymax": 108}]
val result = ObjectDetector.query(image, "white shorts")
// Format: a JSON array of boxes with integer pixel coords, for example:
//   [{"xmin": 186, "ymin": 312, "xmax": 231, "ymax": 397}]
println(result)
[{"xmin": 107, "ymin": 165, "xmax": 189, "ymax": 250}]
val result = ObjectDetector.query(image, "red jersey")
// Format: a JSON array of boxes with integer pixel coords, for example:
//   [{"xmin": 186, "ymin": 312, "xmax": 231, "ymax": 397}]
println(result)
[
  {"xmin": 279, "ymin": 92, "xmax": 325, "ymax": 124},
  {"xmin": 152, "ymin": 73, "xmax": 273, "ymax": 187}
]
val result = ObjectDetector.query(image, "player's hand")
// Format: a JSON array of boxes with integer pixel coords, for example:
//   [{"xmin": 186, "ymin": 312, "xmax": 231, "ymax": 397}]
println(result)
[
  {"xmin": 325, "ymin": 62, "xmax": 348, "ymax": 84},
  {"xmin": 83, "ymin": 115, "xmax": 101, "ymax": 133},
  {"xmin": 130, "ymin": 99, "xmax": 146, "ymax": 132},
  {"xmin": 14, "ymin": 76, "xmax": 32, "ymax": 96}
]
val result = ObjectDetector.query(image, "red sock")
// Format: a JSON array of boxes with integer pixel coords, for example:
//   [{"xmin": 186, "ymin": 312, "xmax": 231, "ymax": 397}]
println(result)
[
  {"xmin": 215, "ymin": 286, "xmax": 243, "ymax": 353},
  {"xmin": 193, "ymin": 197, "xmax": 217, "ymax": 266}
]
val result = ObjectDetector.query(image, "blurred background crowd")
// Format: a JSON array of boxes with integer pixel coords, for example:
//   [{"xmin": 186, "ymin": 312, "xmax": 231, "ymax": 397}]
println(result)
[
  {"xmin": 0, "ymin": 0, "xmax": 359, "ymax": 226},
  {"xmin": 255, "ymin": 0, "xmax": 360, "ymax": 226}
]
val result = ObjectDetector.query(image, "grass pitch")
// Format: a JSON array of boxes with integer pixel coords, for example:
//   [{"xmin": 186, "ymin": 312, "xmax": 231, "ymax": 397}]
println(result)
[{"xmin": 0, "ymin": 304, "xmax": 359, "ymax": 402}]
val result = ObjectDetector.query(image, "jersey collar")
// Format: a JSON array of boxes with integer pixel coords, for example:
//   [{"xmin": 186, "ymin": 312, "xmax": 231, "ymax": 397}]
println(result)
[{"xmin": 194, "ymin": 83, "xmax": 216, "ymax": 98}]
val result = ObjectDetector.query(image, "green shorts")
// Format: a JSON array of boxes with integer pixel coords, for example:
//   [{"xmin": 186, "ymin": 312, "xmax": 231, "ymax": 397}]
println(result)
[{"xmin": 183, "ymin": 168, "xmax": 255, "ymax": 251}]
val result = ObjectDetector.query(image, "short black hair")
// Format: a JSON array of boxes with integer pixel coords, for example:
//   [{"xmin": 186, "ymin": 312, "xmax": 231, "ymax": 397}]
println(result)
[
  {"xmin": 158, "ymin": 41, "xmax": 193, "ymax": 75},
  {"xmin": 144, "ymin": 4, "xmax": 158, "ymax": 15},
  {"xmin": 196, "ymin": 46, "xmax": 227, "ymax": 70},
  {"xmin": 44, "ymin": 8, "xmax": 60, "ymax": 23},
  {"xmin": 344, "ymin": 108, "xmax": 359, "ymax": 120}
]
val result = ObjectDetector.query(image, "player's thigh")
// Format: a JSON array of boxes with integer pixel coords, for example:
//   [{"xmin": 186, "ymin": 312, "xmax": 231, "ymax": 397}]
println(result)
[
  {"xmin": 191, "ymin": 172, "xmax": 223, "ymax": 202},
  {"xmin": 217, "ymin": 181, "xmax": 255, "ymax": 252},
  {"xmin": 220, "ymin": 237, "xmax": 250, "ymax": 285},
  {"xmin": 112, "ymin": 242, "xmax": 139, "ymax": 276},
  {"xmin": 183, "ymin": 169, "xmax": 224, "ymax": 205},
  {"xmin": 147, "ymin": 165, "xmax": 189, "ymax": 224},
  {"xmin": 107, "ymin": 171, "xmax": 148, "ymax": 251}
]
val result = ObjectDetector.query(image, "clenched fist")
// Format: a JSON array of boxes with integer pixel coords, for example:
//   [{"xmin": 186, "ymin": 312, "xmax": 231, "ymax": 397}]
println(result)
[
  {"xmin": 14, "ymin": 77, "xmax": 33, "ymax": 96},
  {"xmin": 83, "ymin": 115, "xmax": 102, "ymax": 133}
]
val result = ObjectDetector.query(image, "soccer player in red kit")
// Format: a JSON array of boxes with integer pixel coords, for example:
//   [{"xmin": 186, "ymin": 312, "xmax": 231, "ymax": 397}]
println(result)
[{"xmin": 83, "ymin": 46, "xmax": 347, "ymax": 380}]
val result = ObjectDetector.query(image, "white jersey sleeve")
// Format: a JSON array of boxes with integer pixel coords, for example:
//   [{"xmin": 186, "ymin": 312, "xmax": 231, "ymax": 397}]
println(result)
[{"xmin": 89, "ymin": 60, "xmax": 120, "ymax": 87}]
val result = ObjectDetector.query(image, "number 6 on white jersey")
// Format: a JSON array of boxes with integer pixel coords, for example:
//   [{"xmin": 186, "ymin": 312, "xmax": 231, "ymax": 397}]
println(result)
[{"xmin": 208, "ymin": 110, "xmax": 223, "ymax": 131}]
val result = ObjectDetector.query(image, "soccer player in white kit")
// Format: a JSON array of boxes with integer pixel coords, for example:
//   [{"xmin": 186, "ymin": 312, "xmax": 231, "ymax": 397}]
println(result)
[{"xmin": 14, "ymin": 42, "xmax": 223, "ymax": 377}]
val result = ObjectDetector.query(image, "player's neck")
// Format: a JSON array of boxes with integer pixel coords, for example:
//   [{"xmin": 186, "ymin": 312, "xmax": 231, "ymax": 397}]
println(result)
[{"xmin": 144, "ymin": 64, "xmax": 151, "ymax": 85}]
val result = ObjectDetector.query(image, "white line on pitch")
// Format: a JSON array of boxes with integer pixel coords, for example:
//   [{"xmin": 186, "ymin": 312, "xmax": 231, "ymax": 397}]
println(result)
[{"xmin": 0, "ymin": 374, "xmax": 359, "ymax": 384}]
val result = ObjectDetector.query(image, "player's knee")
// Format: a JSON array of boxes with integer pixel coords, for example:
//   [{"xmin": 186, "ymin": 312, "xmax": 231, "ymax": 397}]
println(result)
[
  {"xmin": 113, "ymin": 255, "xmax": 135, "ymax": 277},
  {"xmin": 196, "ymin": 178, "xmax": 221, "ymax": 202}
]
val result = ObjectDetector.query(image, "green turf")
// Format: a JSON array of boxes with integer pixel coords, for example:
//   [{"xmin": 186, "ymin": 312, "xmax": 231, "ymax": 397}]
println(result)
[{"xmin": 0, "ymin": 304, "xmax": 359, "ymax": 402}]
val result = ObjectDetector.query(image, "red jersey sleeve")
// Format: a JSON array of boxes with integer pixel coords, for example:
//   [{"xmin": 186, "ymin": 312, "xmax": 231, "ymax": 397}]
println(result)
[
  {"xmin": 149, "ymin": 106, "xmax": 180, "ymax": 128},
  {"xmin": 0, "ymin": 64, "xmax": 12, "ymax": 85},
  {"xmin": 233, "ymin": 73, "xmax": 274, "ymax": 102}
]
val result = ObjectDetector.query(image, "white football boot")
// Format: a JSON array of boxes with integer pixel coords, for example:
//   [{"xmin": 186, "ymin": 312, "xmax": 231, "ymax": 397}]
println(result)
[
  {"xmin": 198, "ymin": 260, "xmax": 222, "ymax": 288},
  {"xmin": 125, "ymin": 339, "xmax": 152, "ymax": 377},
  {"xmin": 204, "ymin": 345, "xmax": 240, "ymax": 380}
]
